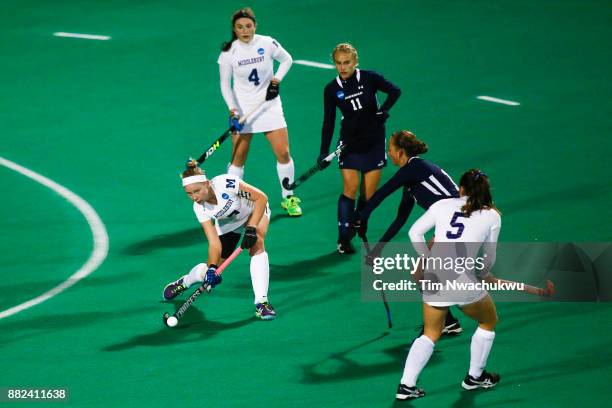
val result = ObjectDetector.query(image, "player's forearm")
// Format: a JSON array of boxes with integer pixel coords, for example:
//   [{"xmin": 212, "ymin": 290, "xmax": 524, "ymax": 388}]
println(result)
[
  {"xmin": 207, "ymin": 241, "xmax": 222, "ymax": 266},
  {"xmin": 379, "ymin": 86, "xmax": 401, "ymax": 112},
  {"xmin": 219, "ymin": 64, "xmax": 239, "ymax": 111},
  {"xmin": 274, "ymin": 52, "xmax": 292, "ymax": 81},
  {"xmin": 247, "ymin": 195, "xmax": 267, "ymax": 228}
]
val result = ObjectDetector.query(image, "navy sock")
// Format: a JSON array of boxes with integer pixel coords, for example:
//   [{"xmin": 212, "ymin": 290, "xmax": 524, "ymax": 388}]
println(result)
[
  {"xmin": 338, "ymin": 194, "xmax": 356, "ymax": 240},
  {"xmin": 354, "ymin": 196, "xmax": 367, "ymax": 221}
]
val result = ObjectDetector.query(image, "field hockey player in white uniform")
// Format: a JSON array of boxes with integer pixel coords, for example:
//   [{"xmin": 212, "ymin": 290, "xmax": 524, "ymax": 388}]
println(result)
[
  {"xmin": 163, "ymin": 160, "xmax": 276, "ymax": 320},
  {"xmin": 218, "ymin": 7, "xmax": 302, "ymax": 217},
  {"xmin": 396, "ymin": 169, "xmax": 502, "ymax": 400}
]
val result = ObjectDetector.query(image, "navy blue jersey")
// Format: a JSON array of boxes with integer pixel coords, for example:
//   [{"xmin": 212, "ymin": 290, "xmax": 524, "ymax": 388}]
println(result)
[
  {"xmin": 361, "ymin": 157, "xmax": 459, "ymax": 243},
  {"xmin": 321, "ymin": 69, "xmax": 400, "ymax": 154}
]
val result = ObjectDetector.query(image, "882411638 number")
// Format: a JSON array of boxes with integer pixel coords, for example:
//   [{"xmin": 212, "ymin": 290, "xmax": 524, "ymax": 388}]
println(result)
[{"xmin": 2, "ymin": 388, "xmax": 68, "ymax": 401}]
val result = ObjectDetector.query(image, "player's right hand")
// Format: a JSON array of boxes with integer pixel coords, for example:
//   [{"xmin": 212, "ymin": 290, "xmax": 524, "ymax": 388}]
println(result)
[
  {"xmin": 317, "ymin": 154, "xmax": 331, "ymax": 170},
  {"xmin": 229, "ymin": 110, "xmax": 244, "ymax": 132},
  {"xmin": 205, "ymin": 265, "xmax": 222, "ymax": 288}
]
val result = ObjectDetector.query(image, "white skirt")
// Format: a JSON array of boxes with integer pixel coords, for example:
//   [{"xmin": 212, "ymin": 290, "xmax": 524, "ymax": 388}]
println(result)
[
  {"xmin": 425, "ymin": 290, "xmax": 489, "ymax": 308},
  {"xmin": 237, "ymin": 96, "xmax": 287, "ymax": 134}
]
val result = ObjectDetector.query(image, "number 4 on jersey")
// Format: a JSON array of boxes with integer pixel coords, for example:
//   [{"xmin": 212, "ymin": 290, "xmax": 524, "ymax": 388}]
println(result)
[{"xmin": 248, "ymin": 69, "xmax": 260, "ymax": 86}]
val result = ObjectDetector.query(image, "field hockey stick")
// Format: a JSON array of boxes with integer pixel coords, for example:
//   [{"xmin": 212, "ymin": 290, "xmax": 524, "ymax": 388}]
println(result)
[
  {"xmin": 195, "ymin": 100, "xmax": 267, "ymax": 164},
  {"xmin": 163, "ymin": 247, "xmax": 243, "ymax": 327},
  {"xmin": 483, "ymin": 274, "xmax": 556, "ymax": 297},
  {"xmin": 281, "ymin": 143, "xmax": 346, "ymax": 190},
  {"xmin": 362, "ymin": 235, "xmax": 393, "ymax": 329}
]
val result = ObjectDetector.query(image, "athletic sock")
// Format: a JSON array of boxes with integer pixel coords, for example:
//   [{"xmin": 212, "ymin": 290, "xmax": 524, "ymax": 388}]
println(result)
[
  {"xmin": 354, "ymin": 196, "xmax": 367, "ymax": 221},
  {"xmin": 446, "ymin": 308, "xmax": 456, "ymax": 324},
  {"xmin": 227, "ymin": 163, "xmax": 244, "ymax": 179},
  {"xmin": 277, "ymin": 158, "xmax": 294, "ymax": 198},
  {"xmin": 250, "ymin": 251, "xmax": 270, "ymax": 304},
  {"xmin": 400, "ymin": 335, "xmax": 435, "ymax": 387},
  {"xmin": 338, "ymin": 194, "xmax": 355, "ymax": 240},
  {"xmin": 183, "ymin": 263, "xmax": 207, "ymax": 288},
  {"xmin": 468, "ymin": 327, "xmax": 496, "ymax": 378}
]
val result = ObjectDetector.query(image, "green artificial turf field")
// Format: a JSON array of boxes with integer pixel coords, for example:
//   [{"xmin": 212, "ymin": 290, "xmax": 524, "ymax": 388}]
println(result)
[{"xmin": 1, "ymin": 1, "xmax": 610, "ymax": 406}]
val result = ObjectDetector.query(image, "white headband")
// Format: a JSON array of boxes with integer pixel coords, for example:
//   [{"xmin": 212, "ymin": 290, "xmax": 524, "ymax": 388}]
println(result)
[{"xmin": 182, "ymin": 175, "xmax": 207, "ymax": 186}]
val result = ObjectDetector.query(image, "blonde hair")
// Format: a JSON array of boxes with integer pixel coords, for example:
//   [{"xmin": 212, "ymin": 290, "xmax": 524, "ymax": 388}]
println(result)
[
  {"xmin": 182, "ymin": 159, "xmax": 205, "ymax": 178},
  {"xmin": 332, "ymin": 43, "xmax": 358, "ymax": 63}
]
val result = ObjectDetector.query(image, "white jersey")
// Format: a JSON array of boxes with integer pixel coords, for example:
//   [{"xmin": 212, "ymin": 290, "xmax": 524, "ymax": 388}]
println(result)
[
  {"xmin": 408, "ymin": 197, "xmax": 502, "ymax": 306},
  {"xmin": 193, "ymin": 174, "xmax": 256, "ymax": 235},
  {"xmin": 217, "ymin": 34, "xmax": 292, "ymax": 111}
]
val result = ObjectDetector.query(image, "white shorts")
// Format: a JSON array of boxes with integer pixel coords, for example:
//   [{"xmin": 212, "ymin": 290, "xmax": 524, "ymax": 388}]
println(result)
[
  {"xmin": 237, "ymin": 96, "xmax": 287, "ymax": 134},
  {"xmin": 214, "ymin": 203, "xmax": 271, "ymax": 235},
  {"xmin": 425, "ymin": 290, "xmax": 489, "ymax": 308}
]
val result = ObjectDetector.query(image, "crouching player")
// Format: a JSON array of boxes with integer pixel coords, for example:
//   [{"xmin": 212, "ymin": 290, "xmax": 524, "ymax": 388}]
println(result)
[{"xmin": 162, "ymin": 160, "xmax": 276, "ymax": 320}]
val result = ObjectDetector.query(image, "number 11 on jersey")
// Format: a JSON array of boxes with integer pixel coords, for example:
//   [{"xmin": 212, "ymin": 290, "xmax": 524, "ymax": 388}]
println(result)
[{"xmin": 350, "ymin": 98, "xmax": 363, "ymax": 111}]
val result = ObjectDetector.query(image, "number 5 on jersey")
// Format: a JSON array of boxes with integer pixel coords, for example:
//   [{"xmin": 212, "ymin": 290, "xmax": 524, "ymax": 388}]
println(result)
[{"xmin": 446, "ymin": 211, "xmax": 466, "ymax": 239}]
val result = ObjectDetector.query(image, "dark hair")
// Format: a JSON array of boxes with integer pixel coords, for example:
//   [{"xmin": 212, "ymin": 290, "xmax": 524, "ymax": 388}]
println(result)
[
  {"xmin": 182, "ymin": 159, "xmax": 205, "ymax": 178},
  {"xmin": 459, "ymin": 169, "xmax": 499, "ymax": 217},
  {"xmin": 390, "ymin": 130, "xmax": 428, "ymax": 157},
  {"xmin": 221, "ymin": 7, "xmax": 256, "ymax": 51}
]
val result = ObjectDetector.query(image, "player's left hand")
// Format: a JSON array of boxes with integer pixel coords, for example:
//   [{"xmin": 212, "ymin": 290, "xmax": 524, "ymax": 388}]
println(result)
[
  {"xmin": 229, "ymin": 110, "xmax": 244, "ymax": 132},
  {"xmin": 205, "ymin": 265, "xmax": 222, "ymax": 288},
  {"xmin": 265, "ymin": 81, "xmax": 280, "ymax": 101},
  {"xmin": 376, "ymin": 110, "xmax": 390, "ymax": 125},
  {"xmin": 241, "ymin": 226, "xmax": 258, "ymax": 249}
]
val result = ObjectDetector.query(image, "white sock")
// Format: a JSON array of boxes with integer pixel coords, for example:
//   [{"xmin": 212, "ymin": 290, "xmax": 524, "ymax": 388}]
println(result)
[
  {"xmin": 276, "ymin": 158, "xmax": 294, "ymax": 198},
  {"xmin": 400, "ymin": 335, "xmax": 435, "ymax": 387},
  {"xmin": 250, "ymin": 251, "xmax": 270, "ymax": 304},
  {"xmin": 469, "ymin": 327, "xmax": 496, "ymax": 378},
  {"xmin": 227, "ymin": 163, "xmax": 244, "ymax": 179},
  {"xmin": 182, "ymin": 263, "xmax": 207, "ymax": 288}
]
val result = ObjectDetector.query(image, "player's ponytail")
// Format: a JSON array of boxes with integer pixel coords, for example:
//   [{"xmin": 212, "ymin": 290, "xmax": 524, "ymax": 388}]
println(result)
[
  {"xmin": 459, "ymin": 169, "xmax": 499, "ymax": 217},
  {"xmin": 221, "ymin": 7, "xmax": 257, "ymax": 51},
  {"xmin": 182, "ymin": 159, "xmax": 205, "ymax": 178},
  {"xmin": 391, "ymin": 130, "xmax": 428, "ymax": 157}
]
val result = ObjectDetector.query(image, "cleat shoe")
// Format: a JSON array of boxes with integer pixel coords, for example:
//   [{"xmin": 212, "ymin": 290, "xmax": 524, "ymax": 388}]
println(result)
[
  {"xmin": 255, "ymin": 301, "xmax": 276, "ymax": 320},
  {"xmin": 163, "ymin": 278, "xmax": 187, "ymax": 300},
  {"xmin": 280, "ymin": 195, "xmax": 302, "ymax": 217},
  {"xmin": 337, "ymin": 238, "xmax": 355, "ymax": 255},
  {"xmin": 396, "ymin": 384, "xmax": 425, "ymax": 400},
  {"xmin": 461, "ymin": 370, "xmax": 500, "ymax": 390},
  {"xmin": 442, "ymin": 315, "xmax": 463, "ymax": 335}
]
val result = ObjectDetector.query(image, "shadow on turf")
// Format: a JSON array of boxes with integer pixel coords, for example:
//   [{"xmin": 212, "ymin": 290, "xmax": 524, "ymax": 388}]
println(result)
[
  {"xmin": 0, "ymin": 306, "xmax": 158, "ymax": 346},
  {"xmin": 269, "ymin": 250, "xmax": 352, "ymax": 281},
  {"xmin": 300, "ymin": 333, "xmax": 446, "ymax": 385},
  {"xmin": 121, "ymin": 214, "xmax": 293, "ymax": 256},
  {"xmin": 122, "ymin": 228, "xmax": 204, "ymax": 255},
  {"xmin": 102, "ymin": 300, "xmax": 254, "ymax": 351}
]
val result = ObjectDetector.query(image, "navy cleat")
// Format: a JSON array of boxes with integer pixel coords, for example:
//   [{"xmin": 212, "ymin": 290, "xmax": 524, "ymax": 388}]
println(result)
[
  {"xmin": 255, "ymin": 301, "xmax": 276, "ymax": 320},
  {"xmin": 396, "ymin": 384, "xmax": 425, "ymax": 400},
  {"xmin": 163, "ymin": 278, "xmax": 187, "ymax": 300},
  {"xmin": 461, "ymin": 370, "xmax": 500, "ymax": 390},
  {"xmin": 337, "ymin": 238, "xmax": 355, "ymax": 255}
]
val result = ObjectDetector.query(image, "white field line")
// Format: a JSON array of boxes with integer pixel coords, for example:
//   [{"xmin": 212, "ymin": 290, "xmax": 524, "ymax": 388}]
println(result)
[
  {"xmin": 53, "ymin": 32, "xmax": 111, "ymax": 41},
  {"xmin": 0, "ymin": 157, "xmax": 109, "ymax": 320},
  {"xmin": 294, "ymin": 60, "xmax": 335, "ymax": 69},
  {"xmin": 477, "ymin": 96, "xmax": 520, "ymax": 106}
]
